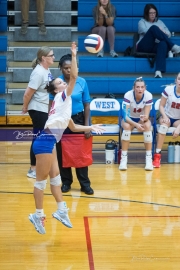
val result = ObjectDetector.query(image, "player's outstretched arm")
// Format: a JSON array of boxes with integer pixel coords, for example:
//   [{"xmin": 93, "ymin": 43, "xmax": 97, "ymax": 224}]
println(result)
[
  {"xmin": 66, "ymin": 42, "xmax": 78, "ymax": 96},
  {"xmin": 68, "ymin": 119, "xmax": 104, "ymax": 134}
]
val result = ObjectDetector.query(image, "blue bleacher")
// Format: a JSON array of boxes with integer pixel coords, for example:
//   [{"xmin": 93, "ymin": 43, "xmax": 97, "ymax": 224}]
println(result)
[
  {"xmin": 0, "ymin": 99, "xmax": 6, "ymax": 116},
  {"xmin": 0, "ymin": 17, "xmax": 7, "ymax": 32},
  {"xmin": 84, "ymin": 77, "xmax": 175, "ymax": 95},
  {"xmin": 0, "ymin": 36, "xmax": 7, "ymax": 51},
  {"xmin": 78, "ymin": 17, "xmax": 180, "ymax": 32},
  {"xmin": 0, "ymin": 56, "xmax": 6, "ymax": 72},
  {"xmin": 0, "ymin": 0, "xmax": 7, "ymax": 15},
  {"xmin": 0, "ymin": 0, "xmax": 7, "ymax": 111},
  {"xmin": 0, "ymin": 77, "xmax": 6, "ymax": 94},
  {"xmin": 78, "ymin": 2, "xmax": 180, "ymax": 16},
  {"xmin": 79, "ymin": 57, "xmax": 180, "ymax": 74},
  {"xmin": 79, "ymin": 36, "xmax": 180, "ymax": 53},
  {"xmin": 78, "ymin": 0, "xmax": 180, "ymax": 99}
]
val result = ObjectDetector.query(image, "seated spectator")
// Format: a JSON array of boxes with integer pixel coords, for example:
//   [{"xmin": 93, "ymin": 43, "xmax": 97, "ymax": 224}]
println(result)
[
  {"xmin": 153, "ymin": 72, "xmax": 180, "ymax": 168},
  {"xmin": 137, "ymin": 3, "xmax": 180, "ymax": 78},
  {"xmin": 119, "ymin": 77, "xmax": 153, "ymax": 171},
  {"xmin": 92, "ymin": 0, "xmax": 118, "ymax": 58},
  {"xmin": 21, "ymin": 0, "xmax": 46, "ymax": 35}
]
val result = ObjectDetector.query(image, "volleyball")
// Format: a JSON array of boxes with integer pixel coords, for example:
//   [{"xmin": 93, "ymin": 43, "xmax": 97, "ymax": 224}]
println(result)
[{"xmin": 84, "ymin": 34, "xmax": 104, "ymax": 54}]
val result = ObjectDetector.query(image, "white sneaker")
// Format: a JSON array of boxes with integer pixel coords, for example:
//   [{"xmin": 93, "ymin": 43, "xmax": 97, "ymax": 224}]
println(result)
[
  {"xmin": 119, "ymin": 155, "xmax": 127, "ymax": 170},
  {"xmin": 168, "ymin": 51, "xmax": 173, "ymax": 58},
  {"xmin": 29, "ymin": 213, "xmax": 46, "ymax": 234},
  {"xmin": 145, "ymin": 155, "xmax": 153, "ymax": 171},
  {"xmin": 154, "ymin": 71, "xmax": 162, "ymax": 78},
  {"xmin": 27, "ymin": 168, "xmax": 36, "ymax": 179},
  {"xmin": 97, "ymin": 49, "xmax": 104, "ymax": 57},
  {"xmin": 171, "ymin": 45, "xmax": 180, "ymax": 54},
  {"xmin": 52, "ymin": 208, "xmax": 73, "ymax": 228}
]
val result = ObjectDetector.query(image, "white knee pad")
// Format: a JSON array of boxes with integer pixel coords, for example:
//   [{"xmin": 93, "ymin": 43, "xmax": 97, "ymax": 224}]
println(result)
[
  {"xmin": 121, "ymin": 130, "xmax": 131, "ymax": 141},
  {"xmin": 50, "ymin": 174, "xmax": 61, "ymax": 186},
  {"xmin": 144, "ymin": 131, "xmax": 152, "ymax": 143},
  {"xmin": 34, "ymin": 180, "xmax": 47, "ymax": 190},
  {"xmin": 158, "ymin": 125, "xmax": 168, "ymax": 135}
]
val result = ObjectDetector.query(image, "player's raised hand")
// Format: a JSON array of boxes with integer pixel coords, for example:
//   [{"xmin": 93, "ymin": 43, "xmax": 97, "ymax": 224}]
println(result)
[{"xmin": 71, "ymin": 42, "xmax": 77, "ymax": 57}]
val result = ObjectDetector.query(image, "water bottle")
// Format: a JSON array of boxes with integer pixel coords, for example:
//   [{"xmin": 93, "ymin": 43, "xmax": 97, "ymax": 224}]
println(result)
[
  {"xmin": 174, "ymin": 141, "xmax": 180, "ymax": 163},
  {"xmin": 168, "ymin": 142, "xmax": 175, "ymax": 163},
  {"xmin": 105, "ymin": 139, "xmax": 116, "ymax": 164},
  {"xmin": 172, "ymin": 32, "xmax": 175, "ymax": 37}
]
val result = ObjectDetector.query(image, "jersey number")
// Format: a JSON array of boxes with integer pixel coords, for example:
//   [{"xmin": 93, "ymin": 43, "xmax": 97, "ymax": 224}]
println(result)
[
  {"xmin": 171, "ymin": 102, "xmax": 180, "ymax": 109},
  {"xmin": 133, "ymin": 108, "xmax": 142, "ymax": 113}
]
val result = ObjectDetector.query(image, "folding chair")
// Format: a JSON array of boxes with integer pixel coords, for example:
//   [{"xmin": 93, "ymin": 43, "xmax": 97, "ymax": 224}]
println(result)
[{"xmin": 90, "ymin": 98, "xmax": 121, "ymax": 162}]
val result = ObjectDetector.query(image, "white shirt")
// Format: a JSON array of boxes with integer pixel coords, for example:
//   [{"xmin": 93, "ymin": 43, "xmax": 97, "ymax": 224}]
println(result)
[
  {"xmin": 162, "ymin": 85, "xmax": 180, "ymax": 119},
  {"xmin": 45, "ymin": 89, "xmax": 72, "ymax": 142},
  {"xmin": 123, "ymin": 90, "xmax": 153, "ymax": 118},
  {"xmin": 28, "ymin": 64, "xmax": 53, "ymax": 113}
]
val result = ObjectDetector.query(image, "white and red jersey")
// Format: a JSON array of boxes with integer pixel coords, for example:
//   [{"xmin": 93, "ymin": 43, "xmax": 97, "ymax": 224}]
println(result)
[
  {"xmin": 45, "ymin": 89, "xmax": 72, "ymax": 142},
  {"xmin": 162, "ymin": 85, "xmax": 180, "ymax": 119},
  {"xmin": 123, "ymin": 89, "xmax": 153, "ymax": 118}
]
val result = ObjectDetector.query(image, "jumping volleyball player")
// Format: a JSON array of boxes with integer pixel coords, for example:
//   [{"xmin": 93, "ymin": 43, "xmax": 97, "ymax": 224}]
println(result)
[
  {"xmin": 119, "ymin": 77, "xmax": 153, "ymax": 171},
  {"xmin": 28, "ymin": 42, "xmax": 103, "ymax": 234},
  {"xmin": 153, "ymin": 72, "xmax": 180, "ymax": 168}
]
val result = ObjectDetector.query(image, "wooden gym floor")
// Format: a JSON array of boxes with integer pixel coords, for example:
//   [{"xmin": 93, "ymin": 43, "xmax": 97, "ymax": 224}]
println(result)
[{"xmin": 0, "ymin": 141, "xmax": 180, "ymax": 270}]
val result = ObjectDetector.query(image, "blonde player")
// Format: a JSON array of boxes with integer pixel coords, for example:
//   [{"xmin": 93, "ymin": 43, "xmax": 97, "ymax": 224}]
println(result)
[
  {"xmin": 153, "ymin": 72, "xmax": 180, "ymax": 168},
  {"xmin": 119, "ymin": 77, "xmax": 153, "ymax": 171}
]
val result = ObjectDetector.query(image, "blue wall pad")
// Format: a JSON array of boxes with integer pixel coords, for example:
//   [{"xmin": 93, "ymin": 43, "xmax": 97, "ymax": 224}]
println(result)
[
  {"xmin": 0, "ymin": 77, "xmax": 6, "ymax": 94},
  {"xmin": 0, "ymin": 0, "xmax": 7, "ymax": 15},
  {"xmin": 78, "ymin": 2, "xmax": 180, "ymax": 17},
  {"xmin": 78, "ymin": 17, "xmax": 180, "ymax": 32},
  {"xmin": 0, "ymin": 99, "xmax": 6, "ymax": 116},
  {"xmin": 0, "ymin": 56, "xmax": 6, "ymax": 72},
  {"xmin": 0, "ymin": 36, "xmax": 7, "ymax": 52},
  {"xmin": 79, "ymin": 36, "xmax": 180, "ymax": 53},
  {"xmin": 84, "ymin": 77, "xmax": 175, "ymax": 95},
  {"xmin": 79, "ymin": 57, "xmax": 180, "ymax": 74},
  {"xmin": 0, "ymin": 17, "xmax": 7, "ymax": 32}
]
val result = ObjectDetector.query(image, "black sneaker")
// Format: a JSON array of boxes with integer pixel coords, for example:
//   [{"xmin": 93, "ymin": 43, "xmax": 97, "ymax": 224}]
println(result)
[
  {"xmin": 81, "ymin": 186, "xmax": 94, "ymax": 195},
  {"xmin": 39, "ymin": 24, "xmax": 47, "ymax": 35},
  {"xmin": 61, "ymin": 184, "xmax": 71, "ymax": 193},
  {"xmin": 21, "ymin": 23, "xmax": 28, "ymax": 35}
]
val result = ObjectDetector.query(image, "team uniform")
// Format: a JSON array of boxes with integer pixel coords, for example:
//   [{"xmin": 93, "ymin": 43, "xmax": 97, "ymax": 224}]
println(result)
[
  {"xmin": 123, "ymin": 89, "xmax": 153, "ymax": 121},
  {"xmin": 120, "ymin": 89, "xmax": 153, "ymax": 171},
  {"xmin": 153, "ymin": 85, "xmax": 180, "ymax": 168},
  {"xmin": 162, "ymin": 85, "xmax": 180, "ymax": 125},
  {"xmin": 33, "ymin": 89, "xmax": 71, "ymax": 155}
]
